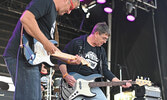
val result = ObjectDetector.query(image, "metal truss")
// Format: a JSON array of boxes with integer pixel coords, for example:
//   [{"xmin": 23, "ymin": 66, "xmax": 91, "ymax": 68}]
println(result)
[{"xmin": 125, "ymin": 0, "xmax": 157, "ymax": 12}]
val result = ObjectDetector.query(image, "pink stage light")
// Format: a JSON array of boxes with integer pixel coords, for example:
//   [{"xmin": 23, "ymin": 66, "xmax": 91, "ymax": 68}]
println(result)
[
  {"xmin": 97, "ymin": 0, "xmax": 106, "ymax": 4},
  {"xmin": 127, "ymin": 15, "xmax": 135, "ymax": 22},
  {"xmin": 80, "ymin": 0, "xmax": 84, "ymax": 1},
  {"xmin": 104, "ymin": 7, "xmax": 113, "ymax": 13}
]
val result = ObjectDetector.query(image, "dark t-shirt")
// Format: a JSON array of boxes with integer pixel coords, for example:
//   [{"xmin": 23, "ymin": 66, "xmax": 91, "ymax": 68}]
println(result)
[
  {"xmin": 59, "ymin": 35, "xmax": 116, "ymax": 81},
  {"xmin": 3, "ymin": 0, "xmax": 57, "ymax": 57}
]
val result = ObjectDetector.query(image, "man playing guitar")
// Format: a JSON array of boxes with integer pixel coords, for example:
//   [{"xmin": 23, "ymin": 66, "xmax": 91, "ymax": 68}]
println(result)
[{"xmin": 58, "ymin": 22, "xmax": 132, "ymax": 100}]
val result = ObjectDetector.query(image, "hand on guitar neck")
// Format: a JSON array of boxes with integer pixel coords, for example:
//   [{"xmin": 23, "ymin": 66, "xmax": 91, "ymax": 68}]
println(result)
[
  {"xmin": 51, "ymin": 50, "xmax": 91, "ymax": 67},
  {"xmin": 44, "ymin": 43, "xmax": 82, "ymax": 65},
  {"xmin": 112, "ymin": 77, "xmax": 132, "ymax": 88}
]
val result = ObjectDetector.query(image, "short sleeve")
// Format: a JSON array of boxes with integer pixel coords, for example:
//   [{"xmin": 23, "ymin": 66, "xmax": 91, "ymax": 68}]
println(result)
[{"xmin": 27, "ymin": 0, "xmax": 52, "ymax": 19}]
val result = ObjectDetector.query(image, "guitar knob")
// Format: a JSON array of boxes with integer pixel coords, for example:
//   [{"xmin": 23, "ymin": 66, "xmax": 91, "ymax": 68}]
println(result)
[
  {"xmin": 140, "ymin": 76, "xmax": 143, "ymax": 80},
  {"xmin": 148, "ymin": 77, "xmax": 150, "ymax": 81},
  {"xmin": 137, "ymin": 76, "xmax": 139, "ymax": 79},
  {"xmin": 30, "ymin": 54, "xmax": 35, "ymax": 60}
]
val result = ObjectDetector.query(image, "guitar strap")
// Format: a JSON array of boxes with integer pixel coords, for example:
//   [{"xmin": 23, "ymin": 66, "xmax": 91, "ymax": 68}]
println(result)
[
  {"xmin": 98, "ymin": 47, "xmax": 103, "ymax": 76},
  {"xmin": 20, "ymin": 25, "xmax": 34, "ymax": 52},
  {"xmin": 54, "ymin": 22, "xmax": 59, "ymax": 47},
  {"xmin": 19, "ymin": 25, "xmax": 24, "ymax": 48},
  {"xmin": 76, "ymin": 37, "xmax": 85, "ymax": 56}
]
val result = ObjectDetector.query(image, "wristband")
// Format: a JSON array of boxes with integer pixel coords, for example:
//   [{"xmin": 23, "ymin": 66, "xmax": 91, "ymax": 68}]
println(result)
[
  {"xmin": 63, "ymin": 72, "xmax": 68, "ymax": 78},
  {"xmin": 67, "ymin": 59, "xmax": 71, "ymax": 64}
]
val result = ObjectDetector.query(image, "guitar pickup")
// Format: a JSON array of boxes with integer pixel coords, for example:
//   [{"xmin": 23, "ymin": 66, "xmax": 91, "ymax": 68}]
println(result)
[{"xmin": 79, "ymin": 81, "xmax": 82, "ymax": 89}]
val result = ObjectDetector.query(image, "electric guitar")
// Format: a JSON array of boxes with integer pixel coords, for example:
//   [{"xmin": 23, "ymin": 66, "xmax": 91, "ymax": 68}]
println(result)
[
  {"xmin": 60, "ymin": 73, "xmax": 152, "ymax": 100},
  {"xmin": 22, "ymin": 35, "xmax": 90, "ymax": 67}
]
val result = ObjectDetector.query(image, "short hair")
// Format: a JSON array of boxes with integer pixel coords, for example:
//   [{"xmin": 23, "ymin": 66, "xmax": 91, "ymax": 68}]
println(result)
[{"xmin": 91, "ymin": 22, "xmax": 111, "ymax": 36}]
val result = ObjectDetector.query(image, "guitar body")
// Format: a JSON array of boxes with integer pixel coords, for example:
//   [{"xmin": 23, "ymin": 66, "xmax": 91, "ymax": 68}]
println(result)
[
  {"xmin": 60, "ymin": 73, "xmax": 152, "ymax": 100},
  {"xmin": 60, "ymin": 73, "xmax": 103, "ymax": 100},
  {"xmin": 23, "ymin": 35, "xmax": 58, "ymax": 67}
]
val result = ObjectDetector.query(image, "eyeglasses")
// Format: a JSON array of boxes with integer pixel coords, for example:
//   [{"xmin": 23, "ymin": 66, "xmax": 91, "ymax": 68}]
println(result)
[
  {"xmin": 101, "ymin": 37, "xmax": 108, "ymax": 41},
  {"xmin": 99, "ymin": 34, "xmax": 109, "ymax": 41},
  {"xmin": 69, "ymin": 0, "xmax": 75, "ymax": 10}
]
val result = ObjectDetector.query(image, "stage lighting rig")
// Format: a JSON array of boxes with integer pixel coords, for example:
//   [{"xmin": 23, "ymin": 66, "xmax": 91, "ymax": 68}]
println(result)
[
  {"xmin": 125, "ymin": 0, "xmax": 157, "ymax": 12},
  {"xmin": 136, "ymin": 0, "xmax": 157, "ymax": 12},
  {"xmin": 126, "ymin": 2, "xmax": 137, "ymax": 21},
  {"xmin": 81, "ymin": 0, "xmax": 96, "ymax": 18},
  {"xmin": 123, "ymin": 0, "xmax": 157, "ymax": 21},
  {"xmin": 104, "ymin": 2, "xmax": 113, "ymax": 14}
]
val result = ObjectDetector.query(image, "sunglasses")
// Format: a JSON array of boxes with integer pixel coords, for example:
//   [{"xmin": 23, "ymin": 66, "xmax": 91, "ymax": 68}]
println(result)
[{"xmin": 69, "ymin": 0, "xmax": 75, "ymax": 10}]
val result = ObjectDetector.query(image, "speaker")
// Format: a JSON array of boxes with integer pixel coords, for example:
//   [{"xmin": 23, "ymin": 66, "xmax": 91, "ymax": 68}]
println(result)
[{"xmin": 135, "ymin": 86, "xmax": 161, "ymax": 98}]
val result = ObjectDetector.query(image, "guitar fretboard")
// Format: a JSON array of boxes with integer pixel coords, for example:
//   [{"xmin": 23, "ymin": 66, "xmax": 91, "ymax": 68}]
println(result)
[
  {"xmin": 51, "ymin": 51, "xmax": 90, "ymax": 67},
  {"xmin": 89, "ymin": 81, "xmax": 136, "ymax": 88}
]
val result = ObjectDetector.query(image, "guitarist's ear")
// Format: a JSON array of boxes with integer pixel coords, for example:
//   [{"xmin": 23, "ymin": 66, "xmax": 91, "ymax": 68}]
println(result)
[{"xmin": 94, "ymin": 31, "xmax": 99, "ymax": 38}]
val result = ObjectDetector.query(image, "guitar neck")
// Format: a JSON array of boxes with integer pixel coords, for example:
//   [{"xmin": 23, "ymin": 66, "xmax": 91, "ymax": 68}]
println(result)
[
  {"xmin": 52, "ymin": 51, "xmax": 76, "ymax": 60},
  {"xmin": 89, "ymin": 81, "xmax": 136, "ymax": 88},
  {"xmin": 51, "ymin": 51, "xmax": 90, "ymax": 67}
]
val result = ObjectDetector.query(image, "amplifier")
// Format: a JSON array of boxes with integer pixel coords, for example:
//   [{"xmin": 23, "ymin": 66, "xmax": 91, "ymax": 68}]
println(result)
[
  {"xmin": 135, "ymin": 86, "xmax": 161, "ymax": 98},
  {"xmin": 144, "ymin": 86, "xmax": 161, "ymax": 98},
  {"xmin": 134, "ymin": 97, "xmax": 162, "ymax": 100}
]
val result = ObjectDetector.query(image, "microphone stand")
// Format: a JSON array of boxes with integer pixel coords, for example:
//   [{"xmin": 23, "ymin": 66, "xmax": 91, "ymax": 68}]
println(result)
[{"xmin": 118, "ymin": 64, "xmax": 123, "ymax": 93}]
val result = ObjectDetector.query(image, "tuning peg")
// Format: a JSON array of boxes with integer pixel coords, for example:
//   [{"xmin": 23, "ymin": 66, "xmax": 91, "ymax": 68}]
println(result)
[
  {"xmin": 148, "ymin": 77, "xmax": 150, "ymax": 81},
  {"xmin": 137, "ymin": 76, "xmax": 139, "ymax": 79},
  {"xmin": 140, "ymin": 76, "xmax": 143, "ymax": 80},
  {"xmin": 144, "ymin": 77, "xmax": 147, "ymax": 80}
]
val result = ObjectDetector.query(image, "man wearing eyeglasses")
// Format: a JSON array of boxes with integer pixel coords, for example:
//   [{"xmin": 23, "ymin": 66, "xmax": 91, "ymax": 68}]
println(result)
[
  {"xmin": 3, "ymin": 0, "xmax": 80, "ymax": 100},
  {"xmin": 59, "ymin": 22, "xmax": 132, "ymax": 100}
]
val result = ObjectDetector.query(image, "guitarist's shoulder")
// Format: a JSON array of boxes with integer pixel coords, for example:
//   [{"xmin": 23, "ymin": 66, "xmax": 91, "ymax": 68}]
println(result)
[
  {"xmin": 67, "ymin": 35, "xmax": 85, "ymax": 44},
  {"xmin": 75, "ymin": 35, "xmax": 87, "ymax": 41},
  {"xmin": 70, "ymin": 35, "xmax": 86, "ymax": 45}
]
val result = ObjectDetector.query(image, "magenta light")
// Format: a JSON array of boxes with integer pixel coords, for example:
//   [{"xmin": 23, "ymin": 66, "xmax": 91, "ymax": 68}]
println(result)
[
  {"xmin": 80, "ymin": 0, "xmax": 84, "ymax": 1},
  {"xmin": 97, "ymin": 0, "xmax": 106, "ymax": 4},
  {"xmin": 104, "ymin": 7, "xmax": 113, "ymax": 13},
  {"xmin": 127, "ymin": 15, "xmax": 135, "ymax": 22}
]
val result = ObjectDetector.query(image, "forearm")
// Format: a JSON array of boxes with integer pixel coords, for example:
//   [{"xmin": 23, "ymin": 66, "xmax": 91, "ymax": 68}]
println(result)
[
  {"xmin": 20, "ymin": 10, "xmax": 49, "ymax": 45},
  {"xmin": 59, "ymin": 64, "xmax": 68, "ymax": 76},
  {"xmin": 103, "ymin": 68, "xmax": 116, "ymax": 81}
]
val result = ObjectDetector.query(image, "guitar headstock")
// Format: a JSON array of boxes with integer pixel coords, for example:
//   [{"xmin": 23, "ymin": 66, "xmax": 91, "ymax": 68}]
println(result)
[{"xmin": 135, "ymin": 76, "xmax": 152, "ymax": 86}]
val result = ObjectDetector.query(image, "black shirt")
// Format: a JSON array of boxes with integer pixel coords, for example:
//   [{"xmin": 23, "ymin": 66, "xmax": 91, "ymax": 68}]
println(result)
[
  {"xmin": 59, "ymin": 35, "xmax": 116, "ymax": 81},
  {"xmin": 3, "ymin": 0, "xmax": 57, "ymax": 57}
]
